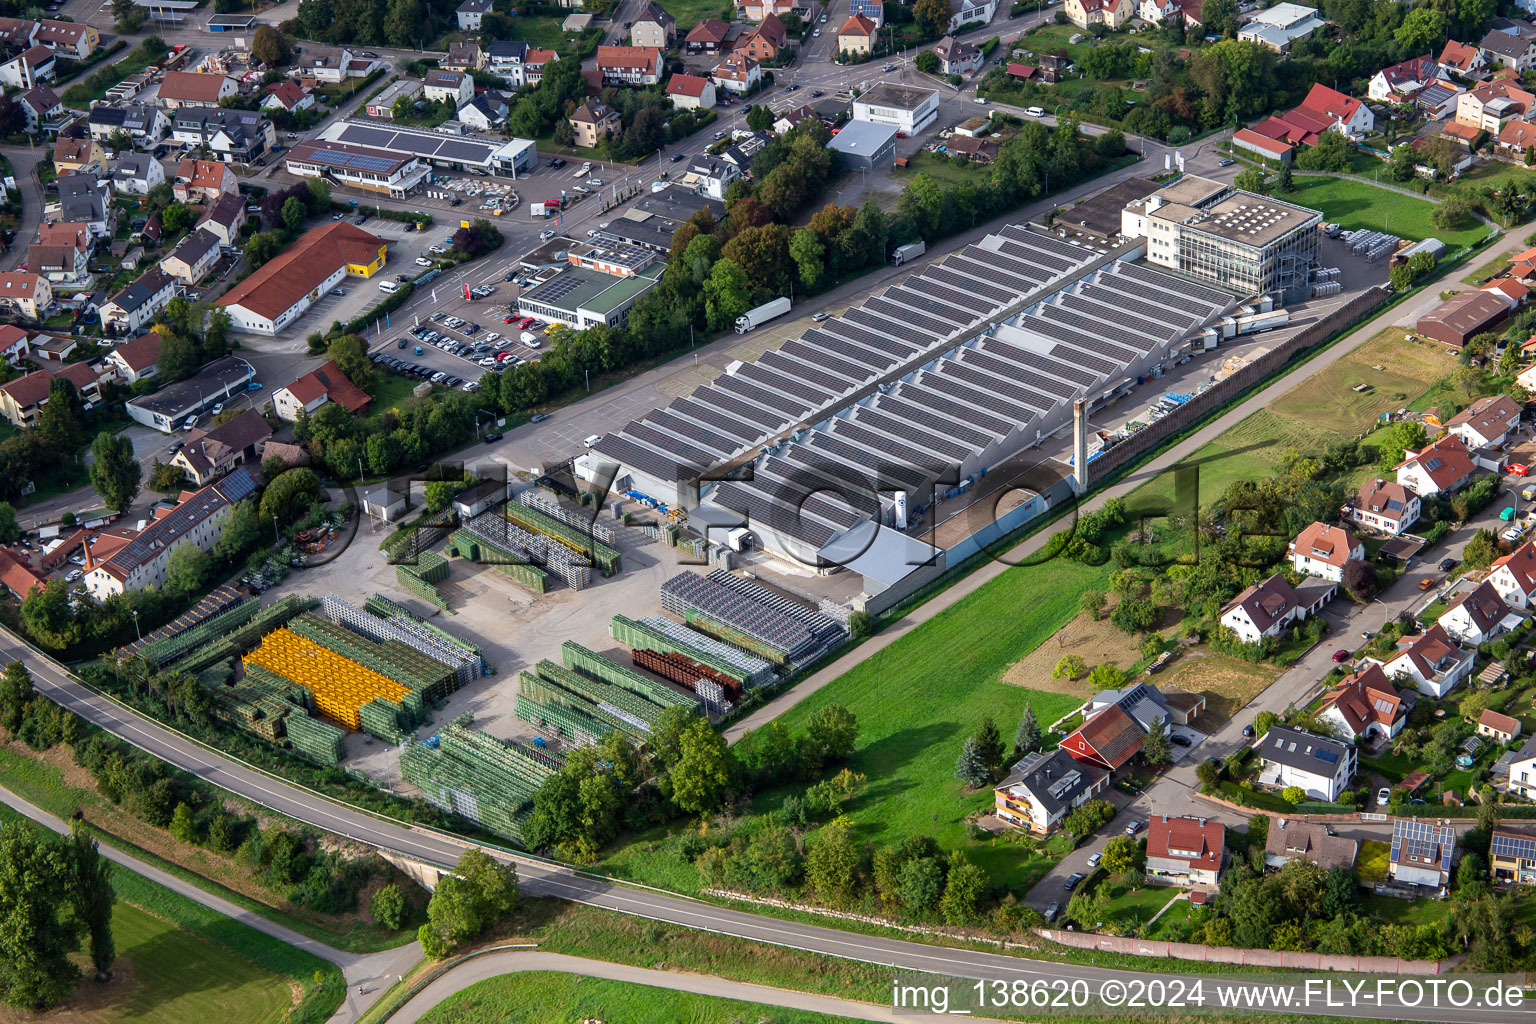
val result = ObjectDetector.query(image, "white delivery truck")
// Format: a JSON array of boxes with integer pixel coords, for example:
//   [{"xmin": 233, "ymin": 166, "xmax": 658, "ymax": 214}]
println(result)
[
  {"xmin": 734, "ymin": 296, "xmax": 791, "ymax": 333},
  {"xmin": 521, "ymin": 331, "xmax": 543, "ymax": 348},
  {"xmin": 891, "ymin": 241, "xmax": 926, "ymax": 266}
]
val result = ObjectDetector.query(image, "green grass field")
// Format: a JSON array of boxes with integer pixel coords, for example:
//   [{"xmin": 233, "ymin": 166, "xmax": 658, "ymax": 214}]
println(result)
[
  {"xmin": 658, "ymin": 0, "xmax": 731, "ymax": 32},
  {"xmin": 1286, "ymin": 176, "xmax": 1491, "ymax": 248},
  {"xmin": 417, "ymin": 971, "xmax": 871, "ymax": 1024},
  {"xmin": 0, "ymin": 805, "xmax": 341, "ymax": 1024}
]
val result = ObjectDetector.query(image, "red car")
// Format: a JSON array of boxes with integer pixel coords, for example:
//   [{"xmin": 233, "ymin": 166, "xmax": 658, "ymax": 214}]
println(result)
[
  {"xmin": 502, "ymin": 315, "xmax": 516, "ymax": 323},
  {"xmin": 1331, "ymin": 649, "xmax": 1351, "ymax": 663},
  {"xmin": 1511, "ymin": 463, "xmax": 1530, "ymax": 477},
  {"xmin": 896, "ymin": 131, "xmax": 907, "ymax": 138}
]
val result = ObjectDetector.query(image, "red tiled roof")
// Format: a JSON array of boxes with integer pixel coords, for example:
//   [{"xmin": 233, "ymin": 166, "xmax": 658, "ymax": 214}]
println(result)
[
  {"xmin": 0, "ymin": 548, "xmax": 44, "ymax": 600},
  {"xmin": 1480, "ymin": 708, "xmax": 1521, "ymax": 734},
  {"xmin": 665, "ymin": 73, "xmax": 710, "ymax": 98},
  {"xmin": 1395, "ymin": 432, "xmax": 1475, "ymax": 489},
  {"xmin": 265, "ymin": 80, "xmax": 307, "ymax": 109},
  {"xmin": 1321, "ymin": 663, "xmax": 1405, "ymax": 737},
  {"xmin": 112, "ymin": 331, "xmax": 161, "ymax": 372},
  {"xmin": 1440, "ymin": 39, "xmax": 1481, "ymax": 71},
  {"xmin": 282, "ymin": 359, "xmax": 370, "ymax": 414},
  {"xmin": 215, "ymin": 221, "xmax": 383, "ymax": 321},
  {"xmin": 1297, "ymin": 82, "xmax": 1364, "ymax": 125},
  {"xmin": 1291, "ymin": 521, "xmax": 1361, "ymax": 568},
  {"xmin": 1146, "ymin": 815, "xmax": 1224, "ymax": 871},
  {"xmin": 1492, "ymin": 538, "xmax": 1536, "ymax": 595},
  {"xmin": 839, "ymin": 13, "xmax": 876, "ymax": 35},
  {"xmin": 1233, "ymin": 127, "xmax": 1293, "ymax": 156},
  {"xmin": 596, "ymin": 45, "xmax": 659, "ymax": 72},
  {"xmin": 1062, "ymin": 704, "xmax": 1143, "ymax": 770},
  {"xmin": 685, "ymin": 18, "xmax": 730, "ymax": 42},
  {"xmin": 159, "ymin": 71, "xmax": 231, "ymax": 103}
]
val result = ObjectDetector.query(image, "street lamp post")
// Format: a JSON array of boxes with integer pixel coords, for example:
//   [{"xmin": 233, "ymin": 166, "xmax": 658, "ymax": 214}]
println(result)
[
  {"xmin": 272, "ymin": 515, "xmax": 279, "ymax": 543},
  {"xmin": 131, "ymin": 609, "xmax": 141, "ymax": 643}
]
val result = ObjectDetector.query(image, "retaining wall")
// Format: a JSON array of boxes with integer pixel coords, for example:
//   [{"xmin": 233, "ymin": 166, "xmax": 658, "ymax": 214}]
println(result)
[{"xmin": 1033, "ymin": 929, "xmax": 1458, "ymax": 974}]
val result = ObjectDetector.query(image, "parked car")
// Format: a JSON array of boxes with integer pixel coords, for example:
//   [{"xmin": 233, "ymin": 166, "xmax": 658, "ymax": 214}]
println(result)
[
  {"xmin": 812, "ymin": 311, "xmax": 829, "ymax": 321},
  {"xmin": 1439, "ymin": 557, "xmax": 1457, "ymax": 571},
  {"xmin": 1417, "ymin": 577, "xmax": 1435, "ymax": 590},
  {"xmin": 1377, "ymin": 787, "xmax": 1391, "ymax": 807},
  {"xmin": 1085, "ymin": 852, "xmax": 1102, "ymax": 869},
  {"xmin": 1170, "ymin": 734, "xmax": 1191, "ymax": 747},
  {"xmin": 1242, "ymin": 723, "xmax": 1255, "ymax": 738},
  {"xmin": 415, "ymin": 257, "xmax": 433, "ymax": 267},
  {"xmin": 1064, "ymin": 872, "xmax": 1085, "ymax": 891},
  {"xmin": 1043, "ymin": 902, "xmax": 1060, "ymax": 922},
  {"xmin": 1331, "ymin": 649, "xmax": 1350, "ymax": 662},
  {"xmin": 1124, "ymin": 819, "xmax": 1143, "ymax": 835},
  {"xmin": 530, "ymin": 412, "xmax": 550, "ymax": 423}
]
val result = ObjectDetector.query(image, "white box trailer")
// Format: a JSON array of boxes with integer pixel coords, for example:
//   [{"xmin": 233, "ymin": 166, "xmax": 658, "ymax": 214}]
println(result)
[
  {"xmin": 734, "ymin": 296, "xmax": 791, "ymax": 333},
  {"xmin": 891, "ymin": 241, "xmax": 926, "ymax": 266}
]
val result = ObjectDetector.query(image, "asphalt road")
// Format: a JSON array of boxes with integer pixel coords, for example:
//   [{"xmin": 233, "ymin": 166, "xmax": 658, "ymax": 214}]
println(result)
[{"xmin": 0, "ymin": 628, "xmax": 1525, "ymax": 1023}]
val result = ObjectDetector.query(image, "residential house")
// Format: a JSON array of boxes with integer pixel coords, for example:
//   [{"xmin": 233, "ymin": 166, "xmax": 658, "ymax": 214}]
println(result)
[
  {"xmin": 1415, "ymin": 81, "xmax": 1463, "ymax": 121},
  {"xmin": 0, "ymin": 548, "xmax": 45, "ymax": 600},
  {"xmin": 297, "ymin": 47, "xmax": 382, "ymax": 84},
  {"xmin": 99, "ymin": 268, "xmax": 178, "ymax": 335},
  {"xmin": 1491, "ymin": 826, "xmax": 1536, "ymax": 885},
  {"xmin": 34, "ymin": 18, "xmax": 98, "ymax": 60},
  {"xmin": 456, "ymin": 0, "xmax": 492, "ymax": 30},
  {"xmin": 1059, "ymin": 703, "xmax": 1144, "ymax": 771},
  {"xmin": 173, "ymin": 158, "xmax": 239, "ymax": 203},
  {"xmin": 1294, "ymin": 82, "xmax": 1375, "ymax": 137},
  {"xmin": 685, "ymin": 19, "xmax": 732, "ymax": 54},
  {"xmin": 216, "ymin": 221, "xmax": 385, "ymax": 335},
  {"xmin": 171, "ymin": 408, "xmax": 272, "ymax": 486},
  {"xmin": 52, "ymin": 134, "xmax": 103, "ymax": 176},
  {"xmin": 1368, "ymin": 53, "xmax": 1448, "ymax": 102},
  {"xmin": 272, "ymin": 359, "xmax": 371, "ymax": 421},
  {"xmin": 1218, "ymin": 572, "xmax": 1335, "ymax": 645},
  {"xmin": 1479, "ymin": 709, "xmax": 1523, "ymax": 744},
  {"xmin": 1348, "ymin": 478, "xmax": 1421, "ymax": 536},
  {"xmin": 1257, "ymin": 725, "xmax": 1356, "ymax": 802},
  {"xmin": 742, "ymin": 0, "xmax": 795, "ymax": 20},
  {"xmin": 0, "ymin": 272, "xmax": 51, "ymax": 320},
  {"xmin": 935, "ymin": 36, "xmax": 982, "ymax": 76},
  {"xmin": 109, "ymin": 152, "xmax": 165, "ymax": 195},
  {"xmin": 1389, "ymin": 819, "xmax": 1456, "ymax": 888},
  {"xmin": 1138, "ymin": 0, "xmax": 1178, "ymax": 23},
  {"xmin": 1481, "ymin": 28, "xmax": 1536, "ymax": 71},
  {"xmin": 82, "ymin": 468, "xmax": 256, "ymax": 599},
  {"xmin": 992, "ymin": 748, "xmax": 1110, "ymax": 835},
  {"xmin": 1438, "ymin": 580, "xmax": 1523, "ymax": 645},
  {"xmin": 1145, "ymin": 815, "xmax": 1225, "ymax": 888},
  {"xmin": 850, "ymin": 0, "xmax": 884, "ymax": 27},
  {"xmin": 1489, "ymin": 540, "xmax": 1536, "ymax": 609},
  {"xmin": 1288, "ymin": 521, "xmax": 1365, "ymax": 583},
  {"xmin": 596, "ymin": 45, "xmax": 662, "ymax": 85},
  {"xmin": 442, "ymin": 42, "xmax": 484, "ymax": 72},
  {"xmin": 459, "ymin": 91, "xmax": 510, "ymax": 131},
  {"xmin": 197, "ymin": 192, "xmax": 247, "ymax": 248},
  {"xmin": 737, "ymin": 15, "xmax": 788, "ymax": 64},
  {"xmin": 666, "ymin": 74, "xmax": 716, "ymax": 110},
  {"xmin": 51, "ymin": 175, "xmax": 110, "ymax": 239},
  {"xmin": 169, "ymin": 107, "xmax": 274, "ymax": 164},
  {"xmin": 0, "ymin": 324, "xmax": 27, "ymax": 365},
  {"xmin": 1439, "ymin": 39, "xmax": 1487, "ymax": 78},
  {"xmin": 1236, "ymin": 2, "xmax": 1329, "ymax": 53},
  {"xmin": 567, "ymin": 100, "xmax": 622, "ymax": 148},
  {"xmin": 1382, "ymin": 624, "xmax": 1475, "ymax": 698},
  {"xmin": 261, "ymin": 80, "xmax": 313, "ymax": 115},
  {"xmin": 524, "ymin": 47, "xmax": 558, "ymax": 87},
  {"xmin": 1483, "ymin": 277, "xmax": 1530, "ymax": 314},
  {"xmin": 1064, "ymin": 0, "xmax": 1135, "ymax": 30},
  {"xmin": 948, "ymin": 0, "xmax": 997, "ymax": 31},
  {"xmin": 712, "ymin": 55, "xmax": 761, "ymax": 94},
  {"xmin": 28, "ymin": 222, "xmax": 90, "ymax": 286},
  {"xmin": 1264, "ymin": 819, "xmax": 1358, "ymax": 871},
  {"xmin": 0, "ymin": 45, "xmax": 54, "ymax": 90},
  {"xmin": 630, "ymin": 1, "xmax": 675, "ymax": 49},
  {"xmin": 837, "ymin": 14, "xmax": 878, "ymax": 55},
  {"xmin": 483, "ymin": 41, "xmax": 529, "ymax": 86},
  {"xmin": 18, "ymin": 85, "xmax": 59, "ymax": 132},
  {"xmin": 0, "ymin": 361, "xmax": 100, "ymax": 428},
  {"xmin": 944, "ymin": 134, "xmax": 998, "ymax": 163},
  {"xmin": 156, "ymin": 71, "xmax": 237, "ymax": 109},
  {"xmin": 1456, "ymin": 77, "xmax": 1535, "ymax": 131},
  {"xmin": 1446, "ymin": 394, "xmax": 1522, "ymax": 448},
  {"xmin": 157, "ymin": 228, "xmax": 221, "ymax": 285},
  {"xmin": 1318, "ymin": 663, "xmax": 1408, "ymax": 743},
  {"xmin": 687, "ymin": 154, "xmax": 742, "ymax": 201},
  {"xmin": 86, "ymin": 104, "xmax": 168, "ymax": 145},
  {"xmin": 423, "ymin": 69, "xmax": 473, "ymax": 109},
  {"xmin": 105, "ymin": 331, "xmax": 161, "ymax": 384},
  {"xmin": 1395, "ymin": 432, "xmax": 1477, "ymax": 496},
  {"xmin": 1508, "ymin": 735, "xmax": 1536, "ymax": 797},
  {"xmin": 1497, "ymin": 117, "xmax": 1536, "ymax": 158}
]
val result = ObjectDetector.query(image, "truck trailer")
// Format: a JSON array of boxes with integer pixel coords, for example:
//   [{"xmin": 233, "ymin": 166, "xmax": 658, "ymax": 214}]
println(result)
[
  {"xmin": 891, "ymin": 241, "xmax": 926, "ymax": 266},
  {"xmin": 734, "ymin": 296, "xmax": 791, "ymax": 333}
]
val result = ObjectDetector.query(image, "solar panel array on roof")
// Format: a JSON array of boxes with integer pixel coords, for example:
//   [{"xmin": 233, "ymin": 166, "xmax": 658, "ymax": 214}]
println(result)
[
  {"xmin": 945, "ymin": 360, "xmax": 1050, "ymax": 414},
  {"xmin": 1390, "ymin": 819, "xmax": 1456, "ymax": 872},
  {"xmin": 1078, "ymin": 284, "xmax": 1194, "ymax": 331},
  {"xmin": 875, "ymin": 394, "xmax": 998, "ymax": 448},
  {"xmin": 806, "ymin": 433, "xmax": 927, "ymax": 490},
  {"xmin": 765, "ymin": 345, "xmax": 863, "ymax": 387},
  {"xmin": 1491, "ymin": 830, "xmax": 1536, "ymax": 862},
  {"xmin": 889, "ymin": 381, "xmax": 1011, "ymax": 436},
  {"xmin": 885, "ymin": 287, "xmax": 970, "ymax": 323},
  {"xmin": 971, "ymin": 341, "xmax": 1078, "ymax": 397},
  {"xmin": 833, "ymin": 420, "xmax": 946, "ymax": 473},
  {"xmin": 692, "ymin": 387, "xmax": 787, "ymax": 430},
  {"xmin": 921, "ymin": 369, "xmax": 1036, "ymax": 423},
  {"xmin": 659, "ymin": 570, "xmax": 844, "ymax": 661},
  {"xmin": 1012, "ymin": 321, "xmax": 1126, "ymax": 375},
  {"xmin": 1060, "ymin": 295, "xmax": 1164, "ymax": 350},
  {"xmin": 669, "ymin": 398, "xmax": 761, "ymax": 443},
  {"xmin": 711, "ymin": 481, "xmax": 840, "ymax": 547},
  {"xmin": 956, "ymin": 351, "xmax": 1057, "ymax": 409},
  {"xmin": 749, "ymin": 463, "xmax": 872, "ymax": 526},
  {"xmin": 623, "ymin": 421, "xmax": 712, "ymax": 468},
  {"xmin": 715, "ymin": 373, "xmax": 810, "ymax": 418},
  {"xmin": 819, "ymin": 318, "xmax": 915, "ymax": 358},
  {"xmin": 1040, "ymin": 307, "xmax": 1141, "ymax": 358},
  {"xmin": 947, "ymin": 252, "xmax": 1037, "ymax": 291},
  {"xmin": 1115, "ymin": 259, "xmax": 1232, "ymax": 306},
  {"xmin": 797, "ymin": 332, "xmax": 891, "ymax": 373},
  {"xmin": 847, "ymin": 304, "xmax": 935, "ymax": 344},
  {"xmin": 738, "ymin": 362, "xmax": 833, "ymax": 405},
  {"xmin": 923, "ymin": 264, "xmax": 1015, "ymax": 305},
  {"xmin": 646, "ymin": 409, "xmax": 735, "ymax": 456},
  {"xmin": 852, "ymin": 407, "xmax": 971, "ymax": 461}
]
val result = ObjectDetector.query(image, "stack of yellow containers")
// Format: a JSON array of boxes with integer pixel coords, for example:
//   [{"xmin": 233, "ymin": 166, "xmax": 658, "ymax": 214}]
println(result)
[{"xmin": 243, "ymin": 627, "xmax": 409, "ymax": 731}]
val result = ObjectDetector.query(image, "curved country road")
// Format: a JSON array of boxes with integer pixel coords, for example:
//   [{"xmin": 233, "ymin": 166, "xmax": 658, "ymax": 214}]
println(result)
[
  {"xmin": 0, "ymin": 626, "xmax": 1524, "ymax": 1024},
  {"xmin": 390, "ymin": 950, "xmax": 966, "ymax": 1024}
]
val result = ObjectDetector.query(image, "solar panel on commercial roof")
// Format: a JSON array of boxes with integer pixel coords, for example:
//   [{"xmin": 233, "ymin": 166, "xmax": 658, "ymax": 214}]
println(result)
[
  {"xmin": 973, "ymin": 341, "xmax": 1079, "ymax": 396},
  {"xmin": 890, "ymin": 381, "xmax": 1010, "ymax": 436},
  {"xmin": 1059, "ymin": 295, "xmax": 1166, "ymax": 348},
  {"xmin": 951, "ymin": 249, "xmax": 1045, "ymax": 289},
  {"xmin": 990, "ymin": 338, "xmax": 1102, "ymax": 387},
  {"xmin": 855, "ymin": 301, "xmax": 942, "ymax": 342},
  {"xmin": 995, "ymin": 238, "xmax": 1077, "ymax": 276},
  {"xmin": 711, "ymin": 482, "xmax": 838, "ymax": 547},
  {"xmin": 1021, "ymin": 319, "xmax": 1137, "ymax": 368},
  {"xmin": 737, "ymin": 362, "xmax": 834, "ymax": 405},
  {"xmin": 946, "ymin": 358, "xmax": 1054, "ymax": 413},
  {"xmin": 773, "ymin": 341, "xmax": 866, "ymax": 384},
  {"xmin": 218, "ymin": 469, "xmax": 257, "ymax": 502},
  {"xmin": 624, "ymin": 421, "xmax": 713, "ymax": 468},
  {"xmin": 1092, "ymin": 270, "xmax": 1203, "ymax": 315},
  {"xmin": 974, "ymin": 241, "xmax": 1065, "ymax": 280},
  {"xmin": 796, "ymin": 332, "xmax": 889, "ymax": 373},
  {"xmin": 528, "ymin": 272, "xmax": 586, "ymax": 304},
  {"xmin": 822, "ymin": 316, "xmax": 918, "ymax": 356},
  {"xmin": 805, "ymin": 433, "xmax": 927, "ymax": 490},
  {"xmin": 924, "ymin": 264, "xmax": 1015, "ymax": 304},
  {"xmin": 758, "ymin": 350, "xmax": 854, "ymax": 394},
  {"xmin": 853, "ymin": 407, "xmax": 971, "ymax": 461},
  {"xmin": 834, "ymin": 420, "xmax": 947, "ymax": 475},
  {"xmin": 670, "ymin": 397, "xmax": 762, "ymax": 443},
  {"xmin": 1039, "ymin": 307, "xmax": 1141, "ymax": 357},
  {"xmin": 1116, "ymin": 259, "xmax": 1232, "ymax": 306},
  {"xmin": 873, "ymin": 394, "xmax": 996, "ymax": 449},
  {"xmin": 770, "ymin": 453, "xmax": 882, "ymax": 511},
  {"xmin": 999, "ymin": 225, "xmax": 1102, "ymax": 265},
  {"xmin": 645, "ymin": 409, "xmax": 735, "ymax": 456},
  {"xmin": 1080, "ymin": 280, "xmax": 1198, "ymax": 329},
  {"xmin": 751, "ymin": 462, "xmax": 874, "ymax": 524},
  {"xmin": 961, "ymin": 350, "xmax": 1065, "ymax": 405},
  {"xmin": 910, "ymin": 275, "xmax": 995, "ymax": 316},
  {"xmin": 690, "ymin": 386, "xmax": 788, "ymax": 430},
  {"xmin": 883, "ymin": 286, "xmax": 973, "ymax": 324},
  {"xmin": 591, "ymin": 433, "xmax": 686, "ymax": 481},
  {"xmin": 714, "ymin": 373, "xmax": 809, "ymax": 418},
  {"xmin": 922, "ymin": 370, "xmax": 1035, "ymax": 424}
]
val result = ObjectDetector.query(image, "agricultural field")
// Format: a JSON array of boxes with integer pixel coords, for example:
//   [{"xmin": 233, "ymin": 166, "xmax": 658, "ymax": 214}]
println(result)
[
  {"xmin": 416, "ymin": 971, "xmax": 871, "ymax": 1024},
  {"xmin": 1285, "ymin": 176, "xmax": 1492, "ymax": 249},
  {"xmin": 1004, "ymin": 607, "xmax": 1183, "ymax": 694},
  {"xmin": 1145, "ymin": 650, "xmax": 1281, "ymax": 728}
]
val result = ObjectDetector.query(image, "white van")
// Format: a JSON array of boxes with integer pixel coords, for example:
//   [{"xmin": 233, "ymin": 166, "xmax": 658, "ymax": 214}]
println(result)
[
  {"xmin": 378, "ymin": 280, "xmax": 400, "ymax": 293},
  {"xmin": 1025, "ymin": 106, "xmax": 1045, "ymax": 118}
]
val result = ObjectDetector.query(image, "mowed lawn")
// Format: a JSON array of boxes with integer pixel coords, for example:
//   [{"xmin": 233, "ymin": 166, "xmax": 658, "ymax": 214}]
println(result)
[
  {"xmin": 418, "ymin": 971, "xmax": 872, "ymax": 1024},
  {"xmin": 1286, "ymin": 176, "xmax": 1491, "ymax": 248},
  {"xmin": 759, "ymin": 557, "xmax": 1104, "ymax": 887},
  {"xmin": 659, "ymin": 0, "xmax": 731, "ymax": 32}
]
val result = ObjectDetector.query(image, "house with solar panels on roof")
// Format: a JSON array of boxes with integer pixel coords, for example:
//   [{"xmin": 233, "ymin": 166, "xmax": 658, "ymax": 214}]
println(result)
[
  {"xmin": 1491, "ymin": 826, "xmax": 1536, "ymax": 885},
  {"xmin": 993, "ymin": 748, "xmax": 1110, "ymax": 835},
  {"xmin": 1256, "ymin": 725, "xmax": 1356, "ymax": 802},
  {"xmin": 284, "ymin": 140, "xmax": 429, "ymax": 198},
  {"xmin": 1390, "ymin": 819, "xmax": 1456, "ymax": 889},
  {"xmin": 579, "ymin": 220, "xmax": 1242, "ymax": 613}
]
